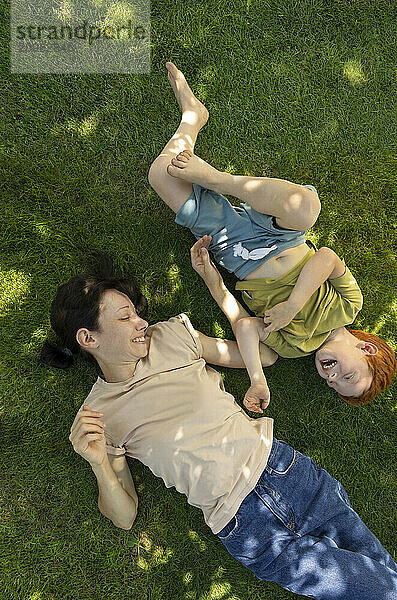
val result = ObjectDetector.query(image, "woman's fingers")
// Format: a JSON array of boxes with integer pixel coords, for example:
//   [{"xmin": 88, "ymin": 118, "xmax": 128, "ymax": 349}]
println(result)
[
  {"xmin": 72, "ymin": 416, "xmax": 106, "ymax": 430},
  {"xmin": 70, "ymin": 422, "xmax": 105, "ymax": 443},
  {"xmin": 75, "ymin": 432, "xmax": 104, "ymax": 452},
  {"xmin": 71, "ymin": 406, "xmax": 103, "ymax": 429},
  {"xmin": 70, "ymin": 415, "xmax": 105, "ymax": 437}
]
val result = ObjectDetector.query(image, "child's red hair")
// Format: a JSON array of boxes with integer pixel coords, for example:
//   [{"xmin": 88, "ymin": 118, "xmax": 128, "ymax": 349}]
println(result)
[{"xmin": 338, "ymin": 330, "xmax": 396, "ymax": 406}]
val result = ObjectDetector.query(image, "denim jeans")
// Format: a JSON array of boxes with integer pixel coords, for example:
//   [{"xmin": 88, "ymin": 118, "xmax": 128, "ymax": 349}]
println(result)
[{"xmin": 217, "ymin": 438, "xmax": 397, "ymax": 599}]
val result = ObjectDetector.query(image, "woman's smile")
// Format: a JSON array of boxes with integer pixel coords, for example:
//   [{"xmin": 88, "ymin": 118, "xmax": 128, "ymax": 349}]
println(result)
[{"xmin": 131, "ymin": 336, "xmax": 146, "ymax": 344}]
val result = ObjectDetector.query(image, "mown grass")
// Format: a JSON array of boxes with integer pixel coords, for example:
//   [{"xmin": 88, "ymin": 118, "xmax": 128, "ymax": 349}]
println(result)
[{"xmin": 1, "ymin": 0, "xmax": 396, "ymax": 599}]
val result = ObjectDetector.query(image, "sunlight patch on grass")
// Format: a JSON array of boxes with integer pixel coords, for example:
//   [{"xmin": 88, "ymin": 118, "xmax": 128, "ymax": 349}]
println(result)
[
  {"xmin": 212, "ymin": 321, "xmax": 225, "ymax": 338},
  {"xmin": 343, "ymin": 60, "xmax": 367, "ymax": 86},
  {"xmin": 152, "ymin": 544, "xmax": 173, "ymax": 564},
  {"xmin": 188, "ymin": 530, "xmax": 207, "ymax": 551},
  {"xmin": 306, "ymin": 230, "xmax": 320, "ymax": 247},
  {"xmin": 137, "ymin": 556, "xmax": 149, "ymax": 570},
  {"xmin": 183, "ymin": 571, "xmax": 193, "ymax": 585},
  {"xmin": 167, "ymin": 263, "xmax": 182, "ymax": 293},
  {"xmin": 199, "ymin": 582, "xmax": 231, "ymax": 600},
  {"xmin": 104, "ymin": 1, "xmax": 139, "ymax": 26},
  {"xmin": 0, "ymin": 269, "xmax": 31, "ymax": 316},
  {"xmin": 29, "ymin": 593, "xmax": 45, "ymax": 600},
  {"xmin": 22, "ymin": 326, "xmax": 49, "ymax": 355},
  {"xmin": 212, "ymin": 566, "xmax": 226, "ymax": 578},
  {"xmin": 51, "ymin": 110, "xmax": 101, "ymax": 137},
  {"xmin": 139, "ymin": 531, "xmax": 152, "ymax": 551},
  {"xmin": 322, "ymin": 229, "xmax": 336, "ymax": 247},
  {"xmin": 17, "ymin": 495, "xmax": 30, "ymax": 512},
  {"xmin": 53, "ymin": 0, "xmax": 74, "ymax": 21},
  {"xmin": 32, "ymin": 220, "xmax": 51, "ymax": 239},
  {"xmin": 137, "ymin": 544, "xmax": 173, "ymax": 570},
  {"xmin": 30, "ymin": 326, "xmax": 49, "ymax": 343},
  {"xmin": 133, "ymin": 531, "xmax": 173, "ymax": 570},
  {"xmin": 223, "ymin": 163, "xmax": 240, "ymax": 177},
  {"xmin": 269, "ymin": 60, "xmax": 290, "ymax": 77},
  {"xmin": 373, "ymin": 299, "xmax": 397, "ymax": 335}
]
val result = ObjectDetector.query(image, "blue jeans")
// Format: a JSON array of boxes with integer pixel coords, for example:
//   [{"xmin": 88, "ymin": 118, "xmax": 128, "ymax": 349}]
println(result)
[{"xmin": 217, "ymin": 439, "xmax": 397, "ymax": 599}]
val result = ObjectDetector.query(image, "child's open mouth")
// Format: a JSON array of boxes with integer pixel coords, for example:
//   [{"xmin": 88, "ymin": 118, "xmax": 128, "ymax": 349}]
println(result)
[{"xmin": 320, "ymin": 359, "xmax": 337, "ymax": 370}]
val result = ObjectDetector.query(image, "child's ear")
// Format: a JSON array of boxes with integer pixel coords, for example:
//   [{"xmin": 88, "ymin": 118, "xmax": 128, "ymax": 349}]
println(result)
[{"xmin": 357, "ymin": 341, "xmax": 378, "ymax": 356}]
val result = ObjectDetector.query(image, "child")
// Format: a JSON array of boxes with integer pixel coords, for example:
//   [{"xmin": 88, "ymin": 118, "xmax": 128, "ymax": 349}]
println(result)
[{"xmin": 148, "ymin": 61, "xmax": 396, "ymax": 409}]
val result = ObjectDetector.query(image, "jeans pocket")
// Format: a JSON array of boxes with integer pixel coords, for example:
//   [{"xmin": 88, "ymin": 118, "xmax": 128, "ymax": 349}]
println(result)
[
  {"xmin": 266, "ymin": 440, "xmax": 301, "ymax": 477},
  {"xmin": 217, "ymin": 515, "xmax": 240, "ymax": 541}
]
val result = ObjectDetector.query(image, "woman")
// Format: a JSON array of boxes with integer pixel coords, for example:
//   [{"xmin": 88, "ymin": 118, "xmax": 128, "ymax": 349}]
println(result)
[
  {"xmin": 148, "ymin": 62, "xmax": 396, "ymax": 409},
  {"xmin": 40, "ymin": 253, "xmax": 397, "ymax": 600}
]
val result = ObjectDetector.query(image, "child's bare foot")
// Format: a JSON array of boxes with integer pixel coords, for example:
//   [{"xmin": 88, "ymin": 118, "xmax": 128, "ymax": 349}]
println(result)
[
  {"xmin": 167, "ymin": 150, "xmax": 220, "ymax": 188},
  {"xmin": 166, "ymin": 61, "xmax": 209, "ymax": 130}
]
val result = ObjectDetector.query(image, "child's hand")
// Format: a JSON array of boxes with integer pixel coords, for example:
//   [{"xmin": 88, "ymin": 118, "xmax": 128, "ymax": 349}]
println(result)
[
  {"xmin": 262, "ymin": 301, "xmax": 297, "ymax": 336},
  {"xmin": 243, "ymin": 383, "xmax": 270, "ymax": 413}
]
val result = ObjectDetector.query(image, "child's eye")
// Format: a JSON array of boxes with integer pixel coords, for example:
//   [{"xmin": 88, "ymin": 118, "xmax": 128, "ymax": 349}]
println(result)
[
  {"xmin": 344, "ymin": 373, "xmax": 353, "ymax": 380},
  {"xmin": 120, "ymin": 317, "xmax": 130, "ymax": 321}
]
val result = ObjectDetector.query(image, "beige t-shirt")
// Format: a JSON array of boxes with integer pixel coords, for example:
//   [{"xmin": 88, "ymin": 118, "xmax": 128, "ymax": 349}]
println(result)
[{"xmin": 81, "ymin": 314, "xmax": 273, "ymax": 535}]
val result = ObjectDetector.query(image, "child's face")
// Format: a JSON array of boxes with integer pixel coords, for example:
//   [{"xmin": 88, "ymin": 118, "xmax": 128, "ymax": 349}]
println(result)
[{"xmin": 315, "ymin": 336, "xmax": 374, "ymax": 397}]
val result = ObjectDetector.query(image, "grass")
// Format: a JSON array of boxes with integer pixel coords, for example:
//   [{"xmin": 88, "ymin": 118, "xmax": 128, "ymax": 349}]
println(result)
[{"xmin": 1, "ymin": 0, "xmax": 396, "ymax": 598}]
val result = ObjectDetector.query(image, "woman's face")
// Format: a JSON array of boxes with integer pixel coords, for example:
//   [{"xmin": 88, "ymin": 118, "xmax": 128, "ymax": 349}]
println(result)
[{"xmin": 93, "ymin": 289, "xmax": 149, "ymax": 363}]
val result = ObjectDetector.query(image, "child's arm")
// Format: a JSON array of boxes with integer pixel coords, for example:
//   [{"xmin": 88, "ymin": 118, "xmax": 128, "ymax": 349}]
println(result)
[
  {"xmin": 190, "ymin": 235, "xmax": 253, "ymax": 334},
  {"xmin": 190, "ymin": 236, "xmax": 278, "ymax": 371},
  {"xmin": 235, "ymin": 317, "xmax": 271, "ymax": 413},
  {"xmin": 262, "ymin": 247, "xmax": 346, "ymax": 335}
]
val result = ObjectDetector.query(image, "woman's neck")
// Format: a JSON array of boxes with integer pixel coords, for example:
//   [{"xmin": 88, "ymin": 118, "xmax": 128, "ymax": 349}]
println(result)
[{"xmin": 98, "ymin": 359, "xmax": 139, "ymax": 384}]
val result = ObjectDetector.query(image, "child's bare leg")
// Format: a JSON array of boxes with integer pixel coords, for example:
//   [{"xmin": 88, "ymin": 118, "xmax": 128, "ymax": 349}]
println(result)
[
  {"xmin": 167, "ymin": 152, "xmax": 321, "ymax": 231},
  {"xmin": 148, "ymin": 62, "xmax": 209, "ymax": 214}
]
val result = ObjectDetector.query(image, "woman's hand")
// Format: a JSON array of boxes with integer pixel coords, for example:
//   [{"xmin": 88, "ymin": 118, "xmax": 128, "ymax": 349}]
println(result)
[
  {"xmin": 243, "ymin": 383, "xmax": 270, "ymax": 414},
  {"xmin": 69, "ymin": 405, "xmax": 107, "ymax": 466},
  {"xmin": 190, "ymin": 235, "xmax": 223, "ymax": 289},
  {"xmin": 262, "ymin": 301, "xmax": 298, "ymax": 336}
]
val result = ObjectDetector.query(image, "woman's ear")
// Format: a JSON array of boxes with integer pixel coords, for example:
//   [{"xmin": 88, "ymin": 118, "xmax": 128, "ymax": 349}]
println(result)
[
  {"xmin": 357, "ymin": 341, "xmax": 378, "ymax": 356},
  {"xmin": 76, "ymin": 328, "xmax": 99, "ymax": 350}
]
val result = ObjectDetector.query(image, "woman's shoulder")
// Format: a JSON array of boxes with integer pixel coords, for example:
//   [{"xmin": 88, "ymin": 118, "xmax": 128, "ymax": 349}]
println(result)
[
  {"xmin": 78, "ymin": 377, "xmax": 106, "ymax": 410},
  {"xmin": 149, "ymin": 313, "xmax": 194, "ymax": 337}
]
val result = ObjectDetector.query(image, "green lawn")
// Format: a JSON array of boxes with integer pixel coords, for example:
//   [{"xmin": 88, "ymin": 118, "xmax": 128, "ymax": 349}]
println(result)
[{"xmin": 1, "ymin": 0, "xmax": 396, "ymax": 598}]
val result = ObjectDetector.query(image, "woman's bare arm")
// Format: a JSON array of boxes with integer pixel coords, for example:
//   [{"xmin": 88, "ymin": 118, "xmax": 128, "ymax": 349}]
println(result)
[
  {"xmin": 69, "ymin": 405, "xmax": 137, "ymax": 530},
  {"xmin": 194, "ymin": 330, "xmax": 277, "ymax": 369},
  {"xmin": 92, "ymin": 455, "xmax": 138, "ymax": 530}
]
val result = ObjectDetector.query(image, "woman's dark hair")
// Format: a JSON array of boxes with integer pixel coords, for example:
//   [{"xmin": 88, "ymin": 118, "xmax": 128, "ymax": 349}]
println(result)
[{"xmin": 39, "ymin": 252, "xmax": 148, "ymax": 370}]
